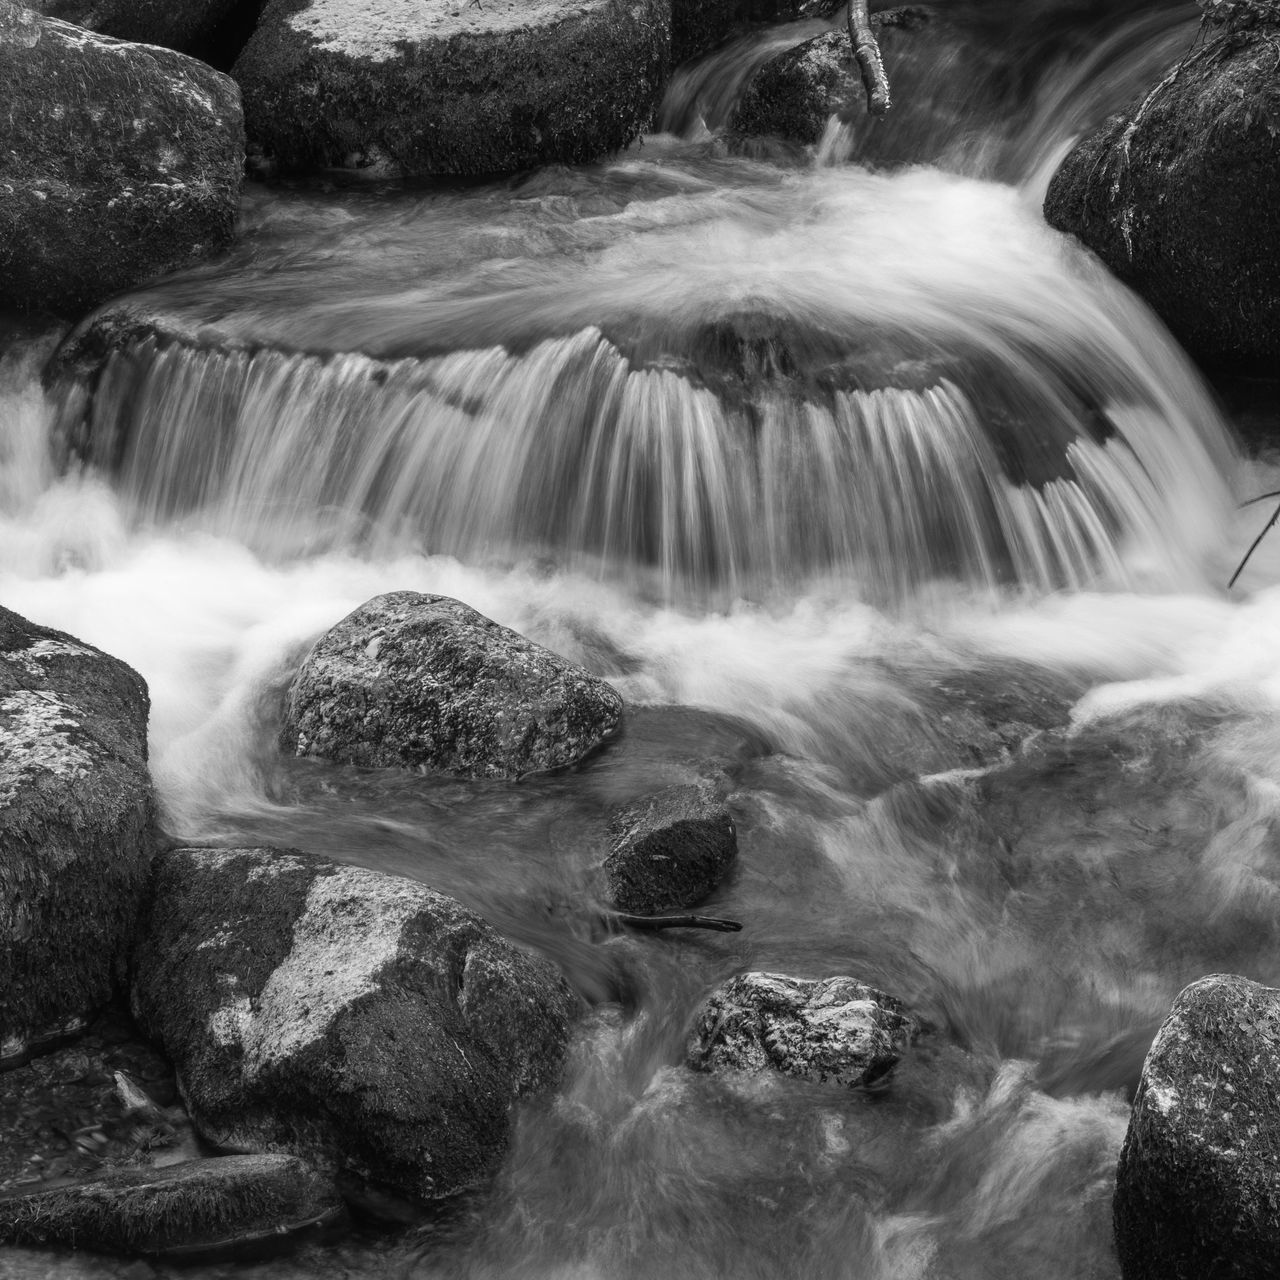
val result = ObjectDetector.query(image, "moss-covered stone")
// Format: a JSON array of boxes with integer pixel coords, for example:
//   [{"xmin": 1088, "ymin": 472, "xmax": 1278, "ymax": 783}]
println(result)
[
  {"xmin": 1114, "ymin": 974, "xmax": 1280, "ymax": 1280},
  {"xmin": 132, "ymin": 846, "xmax": 580, "ymax": 1202},
  {"xmin": 1044, "ymin": 12, "xmax": 1280, "ymax": 371},
  {"xmin": 0, "ymin": 1, "xmax": 243, "ymax": 318},
  {"xmin": 0, "ymin": 606, "xmax": 156, "ymax": 1068},
  {"xmin": 281, "ymin": 591, "xmax": 623, "ymax": 780},
  {"xmin": 231, "ymin": 0, "xmax": 671, "ymax": 176}
]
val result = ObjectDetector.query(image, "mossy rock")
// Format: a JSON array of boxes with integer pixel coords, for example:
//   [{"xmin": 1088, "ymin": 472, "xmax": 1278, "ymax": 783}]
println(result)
[
  {"xmin": 0, "ymin": 1, "xmax": 243, "ymax": 318},
  {"xmin": 0, "ymin": 606, "xmax": 157, "ymax": 1068},
  {"xmin": 231, "ymin": 0, "xmax": 671, "ymax": 176},
  {"xmin": 1044, "ymin": 16, "xmax": 1280, "ymax": 371}
]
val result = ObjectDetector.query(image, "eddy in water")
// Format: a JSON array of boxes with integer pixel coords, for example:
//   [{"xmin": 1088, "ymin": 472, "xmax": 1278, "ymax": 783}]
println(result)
[{"xmin": 2, "ymin": 0, "xmax": 1278, "ymax": 1277}]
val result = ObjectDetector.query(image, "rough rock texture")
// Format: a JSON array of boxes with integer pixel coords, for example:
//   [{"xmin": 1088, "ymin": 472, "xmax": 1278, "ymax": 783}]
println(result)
[
  {"xmin": 603, "ymin": 783, "xmax": 737, "ymax": 913},
  {"xmin": 132, "ymin": 847, "xmax": 579, "ymax": 1201},
  {"xmin": 1043, "ymin": 8, "xmax": 1280, "ymax": 370},
  {"xmin": 671, "ymin": 0, "xmax": 839, "ymax": 67},
  {"xmin": 0, "ymin": 1154, "xmax": 339, "ymax": 1256},
  {"xmin": 688, "ymin": 972, "xmax": 917, "ymax": 1087},
  {"xmin": 0, "ymin": 606, "xmax": 155, "ymax": 1068},
  {"xmin": 29, "ymin": 0, "xmax": 253, "ymax": 61},
  {"xmin": 0, "ymin": 1, "xmax": 244, "ymax": 317},
  {"xmin": 281, "ymin": 592, "xmax": 623, "ymax": 780},
  {"xmin": 1114, "ymin": 974, "xmax": 1280, "ymax": 1280},
  {"xmin": 231, "ymin": 0, "xmax": 670, "ymax": 176}
]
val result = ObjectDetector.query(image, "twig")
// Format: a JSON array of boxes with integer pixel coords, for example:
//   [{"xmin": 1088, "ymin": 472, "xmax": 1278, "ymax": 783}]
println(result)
[
  {"xmin": 1228, "ymin": 496, "xmax": 1280, "ymax": 588},
  {"xmin": 612, "ymin": 912, "xmax": 743, "ymax": 933},
  {"xmin": 1241, "ymin": 489, "xmax": 1280, "ymax": 507},
  {"xmin": 848, "ymin": 0, "xmax": 891, "ymax": 116}
]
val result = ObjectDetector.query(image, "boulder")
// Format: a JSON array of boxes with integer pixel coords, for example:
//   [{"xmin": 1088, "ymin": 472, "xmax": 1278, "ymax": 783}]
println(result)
[
  {"xmin": 131, "ymin": 847, "xmax": 579, "ymax": 1201},
  {"xmin": 29, "ymin": 0, "xmax": 252, "ymax": 62},
  {"xmin": 1043, "ymin": 3, "xmax": 1280, "ymax": 370},
  {"xmin": 0, "ymin": 606, "xmax": 156, "ymax": 1068},
  {"xmin": 1114, "ymin": 974, "xmax": 1280, "ymax": 1280},
  {"xmin": 231, "ymin": 0, "xmax": 670, "ymax": 176},
  {"xmin": 0, "ymin": 1, "xmax": 244, "ymax": 318},
  {"xmin": 671, "ymin": 0, "xmax": 839, "ymax": 68},
  {"xmin": 603, "ymin": 783, "xmax": 737, "ymax": 913},
  {"xmin": 281, "ymin": 591, "xmax": 623, "ymax": 780},
  {"xmin": 0, "ymin": 1154, "xmax": 340, "ymax": 1258},
  {"xmin": 687, "ymin": 971, "xmax": 916, "ymax": 1087}
]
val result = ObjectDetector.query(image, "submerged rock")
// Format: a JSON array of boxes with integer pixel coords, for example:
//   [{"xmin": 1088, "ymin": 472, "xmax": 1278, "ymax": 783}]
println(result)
[
  {"xmin": 603, "ymin": 783, "xmax": 737, "ymax": 913},
  {"xmin": 1114, "ymin": 974, "xmax": 1280, "ymax": 1280},
  {"xmin": 1044, "ymin": 5, "xmax": 1280, "ymax": 369},
  {"xmin": 0, "ymin": 606, "xmax": 156, "ymax": 1069},
  {"xmin": 281, "ymin": 591, "xmax": 622, "ymax": 780},
  {"xmin": 688, "ymin": 972, "xmax": 917, "ymax": 1088},
  {"xmin": 671, "ymin": 0, "xmax": 840, "ymax": 67},
  {"xmin": 0, "ymin": 1, "xmax": 243, "ymax": 317},
  {"xmin": 131, "ymin": 847, "xmax": 579, "ymax": 1201},
  {"xmin": 0, "ymin": 1154, "xmax": 340, "ymax": 1258},
  {"xmin": 232, "ymin": 0, "xmax": 670, "ymax": 176}
]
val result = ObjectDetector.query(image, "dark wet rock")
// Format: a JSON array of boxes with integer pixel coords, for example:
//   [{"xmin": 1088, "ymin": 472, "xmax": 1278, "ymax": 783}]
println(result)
[
  {"xmin": 1114, "ymin": 974, "xmax": 1280, "ymax": 1280},
  {"xmin": 232, "ymin": 0, "xmax": 670, "ymax": 176},
  {"xmin": 672, "ymin": 0, "xmax": 839, "ymax": 67},
  {"xmin": 1044, "ymin": 7, "xmax": 1280, "ymax": 370},
  {"xmin": 0, "ymin": 1153, "xmax": 340, "ymax": 1257},
  {"xmin": 281, "ymin": 591, "xmax": 623, "ymax": 780},
  {"xmin": 0, "ymin": 606, "xmax": 156, "ymax": 1069},
  {"xmin": 603, "ymin": 783, "xmax": 737, "ymax": 913},
  {"xmin": 29, "ymin": 0, "xmax": 253, "ymax": 61},
  {"xmin": 0, "ymin": 2, "xmax": 243, "ymax": 318},
  {"xmin": 688, "ymin": 971, "xmax": 917, "ymax": 1087},
  {"xmin": 131, "ymin": 846, "xmax": 579, "ymax": 1201}
]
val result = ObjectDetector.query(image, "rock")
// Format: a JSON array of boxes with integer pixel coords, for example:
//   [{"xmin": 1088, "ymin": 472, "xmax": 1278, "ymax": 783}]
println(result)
[
  {"xmin": 281, "ymin": 591, "xmax": 623, "ymax": 780},
  {"xmin": 0, "ymin": 1, "xmax": 244, "ymax": 318},
  {"xmin": 231, "ymin": 0, "xmax": 670, "ymax": 176},
  {"xmin": 131, "ymin": 846, "xmax": 579, "ymax": 1201},
  {"xmin": 0, "ymin": 1154, "xmax": 341, "ymax": 1257},
  {"xmin": 671, "ymin": 0, "xmax": 839, "ymax": 68},
  {"xmin": 1114, "ymin": 974, "xmax": 1280, "ymax": 1280},
  {"xmin": 603, "ymin": 783, "xmax": 737, "ymax": 913},
  {"xmin": 687, "ymin": 971, "xmax": 917, "ymax": 1088},
  {"xmin": 1, "ymin": 606, "xmax": 156, "ymax": 1068},
  {"xmin": 29, "ymin": 0, "xmax": 252, "ymax": 62},
  {"xmin": 1043, "ymin": 9, "xmax": 1280, "ymax": 370}
]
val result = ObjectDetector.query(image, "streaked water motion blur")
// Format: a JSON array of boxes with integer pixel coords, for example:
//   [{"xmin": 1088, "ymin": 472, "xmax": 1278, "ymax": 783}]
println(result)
[{"xmin": 4, "ymin": 2, "xmax": 1278, "ymax": 1278}]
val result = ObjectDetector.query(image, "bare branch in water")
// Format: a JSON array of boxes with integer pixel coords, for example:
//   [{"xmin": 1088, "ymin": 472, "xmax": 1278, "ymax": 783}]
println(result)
[
  {"xmin": 612, "ymin": 912, "xmax": 743, "ymax": 933},
  {"xmin": 849, "ymin": 0, "xmax": 891, "ymax": 115},
  {"xmin": 1229, "ymin": 496, "xmax": 1280, "ymax": 588}
]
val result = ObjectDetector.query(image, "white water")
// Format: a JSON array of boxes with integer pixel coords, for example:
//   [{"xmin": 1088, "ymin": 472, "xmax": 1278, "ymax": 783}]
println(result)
[{"xmin": 4, "ymin": 5, "xmax": 1280, "ymax": 1277}]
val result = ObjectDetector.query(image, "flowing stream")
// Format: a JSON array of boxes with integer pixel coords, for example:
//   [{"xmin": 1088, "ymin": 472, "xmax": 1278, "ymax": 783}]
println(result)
[{"xmin": 4, "ymin": 3, "xmax": 1280, "ymax": 1276}]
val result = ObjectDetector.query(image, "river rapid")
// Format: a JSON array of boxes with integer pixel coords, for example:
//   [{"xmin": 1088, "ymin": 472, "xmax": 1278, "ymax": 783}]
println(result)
[{"xmin": 4, "ymin": 2, "xmax": 1280, "ymax": 1276}]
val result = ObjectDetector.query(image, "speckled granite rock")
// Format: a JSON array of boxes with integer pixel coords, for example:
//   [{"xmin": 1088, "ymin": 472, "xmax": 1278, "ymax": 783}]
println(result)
[
  {"xmin": 603, "ymin": 783, "xmax": 737, "ymax": 913},
  {"xmin": 1114, "ymin": 974, "xmax": 1280, "ymax": 1280},
  {"xmin": 232, "ymin": 0, "xmax": 670, "ymax": 176},
  {"xmin": 1044, "ymin": 5, "xmax": 1280, "ymax": 370},
  {"xmin": 281, "ymin": 591, "xmax": 623, "ymax": 780},
  {"xmin": 0, "ymin": 1154, "xmax": 340, "ymax": 1257},
  {"xmin": 132, "ymin": 847, "xmax": 579, "ymax": 1201},
  {"xmin": 0, "ymin": 1, "xmax": 243, "ymax": 317},
  {"xmin": 0, "ymin": 606, "xmax": 156, "ymax": 1068},
  {"xmin": 687, "ymin": 972, "xmax": 916, "ymax": 1087}
]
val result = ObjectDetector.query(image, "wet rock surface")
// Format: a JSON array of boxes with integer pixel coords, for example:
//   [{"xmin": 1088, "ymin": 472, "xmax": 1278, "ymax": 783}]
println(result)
[
  {"xmin": 131, "ymin": 846, "xmax": 579, "ymax": 1202},
  {"xmin": 232, "ymin": 0, "xmax": 670, "ymax": 176},
  {"xmin": 0, "ymin": 606, "xmax": 156, "ymax": 1068},
  {"xmin": 603, "ymin": 783, "xmax": 737, "ymax": 913},
  {"xmin": 1114, "ymin": 973, "xmax": 1280, "ymax": 1280},
  {"xmin": 281, "ymin": 591, "xmax": 623, "ymax": 780},
  {"xmin": 1044, "ymin": 4, "xmax": 1280, "ymax": 370},
  {"xmin": 0, "ymin": 1, "xmax": 243, "ymax": 318},
  {"xmin": 0, "ymin": 1154, "xmax": 340, "ymax": 1258},
  {"xmin": 29, "ymin": 0, "xmax": 250, "ymax": 61},
  {"xmin": 671, "ymin": 0, "xmax": 839, "ymax": 67},
  {"xmin": 688, "ymin": 972, "xmax": 917, "ymax": 1087}
]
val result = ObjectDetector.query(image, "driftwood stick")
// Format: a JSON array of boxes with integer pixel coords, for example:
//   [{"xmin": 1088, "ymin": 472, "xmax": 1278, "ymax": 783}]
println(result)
[
  {"xmin": 1229, "ymin": 496, "xmax": 1280, "ymax": 588},
  {"xmin": 612, "ymin": 912, "xmax": 743, "ymax": 933},
  {"xmin": 848, "ymin": 0, "xmax": 891, "ymax": 116}
]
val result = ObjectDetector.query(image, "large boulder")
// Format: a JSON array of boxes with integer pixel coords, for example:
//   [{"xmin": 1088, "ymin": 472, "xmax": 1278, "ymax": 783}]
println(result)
[
  {"xmin": 1114, "ymin": 974, "xmax": 1280, "ymax": 1280},
  {"xmin": 281, "ymin": 591, "xmax": 623, "ymax": 780},
  {"xmin": 0, "ymin": 606, "xmax": 156, "ymax": 1068},
  {"xmin": 0, "ymin": 1154, "xmax": 340, "ymax": 1258},
  {"xmin": 1044, "ymin": 2, "xmax": 1280, "ymax": 370},
  {"xmin": 231, "ymin": 0, "xmax": 670, "ymax": 176},
  {"xmin": 0, "ymin": 1, "xmax": 244, "ymax": 317},
  {"xmin": 687, "ymin": 972, "xmax": 917, "ymax": 1088},
  {"xmin": 131, "ymin": 847, "xmax": 579, "ymax": 1201}
]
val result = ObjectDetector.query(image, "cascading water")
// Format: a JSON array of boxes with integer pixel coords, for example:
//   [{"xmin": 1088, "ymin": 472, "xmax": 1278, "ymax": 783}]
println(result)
[{"xmin": 3, "ymin": 4, "xmax": 1279, "ymax": 1279}]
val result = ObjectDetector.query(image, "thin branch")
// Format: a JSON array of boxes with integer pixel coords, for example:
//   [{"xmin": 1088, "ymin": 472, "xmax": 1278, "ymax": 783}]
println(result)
[
  {"xmin": 612, "ymin": 912, "xmax": 743, "ymax": 933},
  {"xmin": 848, "ymin": 0, "xmax": 891, "ymax": 116},
  {"xmin": 1240, "ymin": 489, "xmax": 1280, "ymax": 508},
  {"xmin": 1228, "ymin": 496, "xmax": 1280, "ymax": 588}
]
